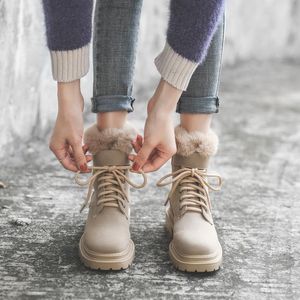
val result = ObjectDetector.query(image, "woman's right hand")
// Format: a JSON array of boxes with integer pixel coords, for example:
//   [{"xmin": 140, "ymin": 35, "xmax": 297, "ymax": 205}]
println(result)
[{"xmin": 49, "ymin": 80, "xmax": 91, "ymax": 173}]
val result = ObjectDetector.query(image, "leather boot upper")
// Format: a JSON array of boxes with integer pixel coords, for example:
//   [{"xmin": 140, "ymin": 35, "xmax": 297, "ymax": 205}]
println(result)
[
  {"xmin": 76, "ymin": 149, "xmax": 146, "ymax": 254},
  {"xmin": 158, "ymin": 151, "xmax": 222, "ymax": 257}
]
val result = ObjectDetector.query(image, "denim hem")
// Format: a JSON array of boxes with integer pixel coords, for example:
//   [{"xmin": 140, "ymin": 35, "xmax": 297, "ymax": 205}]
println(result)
[
  {"xmin": 91, "ymin": 95, "xmax": 135, "ymax": 113},
  {"xmin": 176, "ymin": 96, "xmax": 219, "ymax": 114}
]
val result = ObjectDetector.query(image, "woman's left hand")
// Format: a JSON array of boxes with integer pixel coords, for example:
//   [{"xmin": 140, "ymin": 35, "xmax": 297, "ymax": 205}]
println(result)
[
  {"xmin": 129, "ymin": 79, "xmax": 183, "ymax": 173},
  {"xmin": 129, "ymin": 106, "xmax": 177, "ymax": 173}
]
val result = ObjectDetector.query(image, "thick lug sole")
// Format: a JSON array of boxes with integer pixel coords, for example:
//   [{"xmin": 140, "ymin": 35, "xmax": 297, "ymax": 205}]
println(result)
[
  {"xmin": 79, "ymin": 236, "xmax": 135, "ymax": 270},
  {"xmin": 165, "ymin": 211, "xmax": 222, "ymax": 273}
]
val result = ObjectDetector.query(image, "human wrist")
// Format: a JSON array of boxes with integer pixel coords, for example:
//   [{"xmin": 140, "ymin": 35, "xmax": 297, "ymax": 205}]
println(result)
[
  {"xmin": 150, "ymin": 98, "xmax": 176, "ymax": 115},
  {"xmin": 57, "ymin": 80, "xmax": 84, "ymax": 112},
  {"xmin": 151, "ymin": 79, "xmax": 182, "ymax": 113},
  {"xmin": 57, "ymin": 79, "xmax": 81, "ymax": 95}
]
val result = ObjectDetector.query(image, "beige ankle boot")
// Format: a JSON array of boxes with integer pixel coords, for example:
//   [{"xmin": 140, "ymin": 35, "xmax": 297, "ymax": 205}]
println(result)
[
  {"xmin": 157, "ymin": 125, "xmax": 222, "ymax": 272},
  {"xmin": 75, "ymin": 123, "xmax": 147, "ymax": 270}
]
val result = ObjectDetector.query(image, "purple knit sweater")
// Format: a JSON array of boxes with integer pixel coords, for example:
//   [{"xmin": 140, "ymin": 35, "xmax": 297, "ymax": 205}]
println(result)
[{"xmin": 42, "ymin": 0, "xmax": 225, "ymax": 90}]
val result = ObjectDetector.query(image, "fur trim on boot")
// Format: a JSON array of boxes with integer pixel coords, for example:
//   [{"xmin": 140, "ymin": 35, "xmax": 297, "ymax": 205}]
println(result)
[
  {"xmin": 83, "ymin": 123, "xmax": 137, "ymax": 155},
  {"xmin": 175, "ymin": 125, "xmax": 219, "ymax": 157}
]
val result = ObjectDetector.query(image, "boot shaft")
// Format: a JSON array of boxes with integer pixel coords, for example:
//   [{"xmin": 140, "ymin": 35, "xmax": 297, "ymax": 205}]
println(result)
[
  {"xmin": 93, "ymin": 149, "xmax": 130, "ymax": 167},
  {"xmin": 172, "ymin": 152, "xmax": 210, "ymax": 171},
  {"xmin": 167, "ymin": 125, "xmax": 220, "ymax": 223},
  {"xmin": 91, "ymin": 150, "xmax": 131, "ymax": 217},
  {"xmin": 81, "ymin": 123, "xmax": 137, "ymax": 218}
]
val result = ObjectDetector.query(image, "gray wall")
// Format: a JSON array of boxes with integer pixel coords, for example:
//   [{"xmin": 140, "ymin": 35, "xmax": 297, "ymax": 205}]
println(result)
[{"xmin": 0, "ymin": 0, "xmax": 300, "ymax": 152}]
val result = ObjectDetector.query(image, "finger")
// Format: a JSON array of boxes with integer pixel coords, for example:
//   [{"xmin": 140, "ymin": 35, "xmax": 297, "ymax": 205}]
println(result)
[
  {"xmin": 60, "ymin": 155, "xmax": 80, "ymax": 172},
  {"xmin": 133, "ymin": 142, "xmax": 154, "ymax": 171},
  {"xmin": 131, "ymin": 139, "xmax": 141, "ymax": 154},
  {"xmin": 131, "ymin": 134, "xmax": 143, "ymax": 154},
  {"xmin": 82, "ymin": 144, "xmax": 89, "ymax": 154},
  {"xmin": 51, "ymin": 146, "xmax": 78, "ymax": 172},
  {"xmin": 128, "ymin": 154, "xmax": 136, "ymax": 162},
  {"xmin": 142, "ymin": 152, "xmax": 170, "ymax": 173},
  {"xmin": 86, "ymin": 155, "xmax": 93, "ymax": 162},
  {"xmin": 129, "ymin": 151, "xmax": 156, "ymax": 165},
  {"xmin": 136, "ymin": 134, "xmax": 143, "ymax": 147},
  {"xmin": 69, "ymin": 145, "xmax": 91, "ymax": 164},
  {"xmin": 84, "ymin": 154, "xmax": 93, "ymax": 172},
  {"xmin": 147, "ymin": 148, "xmax": 158, "ymax": 161},
  {"xmin": 72, "ymin": 141, "xmax": 88, "ymax": 172}
]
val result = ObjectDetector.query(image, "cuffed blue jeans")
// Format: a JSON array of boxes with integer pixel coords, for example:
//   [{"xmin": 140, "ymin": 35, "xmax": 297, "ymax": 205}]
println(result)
[{"xmin": 92, "ymin": 0, "xmax": 225, "ymax": 114}]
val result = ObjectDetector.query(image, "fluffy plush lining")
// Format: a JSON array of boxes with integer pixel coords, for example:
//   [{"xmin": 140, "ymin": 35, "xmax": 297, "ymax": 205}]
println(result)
[
  {"xmin": 83, "ymin": 123, "xmax": 137, "ymax": 155},
  {"xmin": 175, "ymin": 125, "xmax": 219, "ymax": 157}
]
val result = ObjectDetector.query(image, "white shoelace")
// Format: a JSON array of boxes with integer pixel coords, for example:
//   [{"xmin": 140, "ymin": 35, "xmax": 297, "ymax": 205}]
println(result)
[
  {"xmin": 156, "ymin": 168, "xmax": 222, "ymax": 223},
  {"xmin": 75, "ymin": 166, "xmax": 147, "ymax": 217}
]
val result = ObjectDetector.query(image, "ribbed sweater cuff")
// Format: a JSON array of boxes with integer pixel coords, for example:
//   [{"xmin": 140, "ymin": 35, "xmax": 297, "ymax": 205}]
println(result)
[
  {"xmin": 154, "ymin": 42, "xmax": 199, "ymax": 91},
  {"xmin": 50, "ymin": 44, "xmax": 90, "ymax": 82}
]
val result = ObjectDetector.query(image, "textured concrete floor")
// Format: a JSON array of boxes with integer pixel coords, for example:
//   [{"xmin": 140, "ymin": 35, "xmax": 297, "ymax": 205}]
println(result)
[{"xmin": 1, "ymin": 61, "xmax": 300, "ymax": 299}]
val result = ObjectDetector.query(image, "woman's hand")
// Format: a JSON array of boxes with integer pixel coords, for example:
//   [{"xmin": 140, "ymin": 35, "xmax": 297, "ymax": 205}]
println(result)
[
  {"xmin": 130, "ymin": 107, "xmax": 176, "ymax": 172},
  {"xmin": 129, "ymin": 79, "xmax": 183, "ymax": 172},
  {"xmin": 49, "ymin": 80, "xmax": 92, "ymax": 173}
]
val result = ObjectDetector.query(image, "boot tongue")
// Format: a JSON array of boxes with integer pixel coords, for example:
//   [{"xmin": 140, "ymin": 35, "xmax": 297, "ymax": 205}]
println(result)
[
  {"xmin": 172, "ymin": 153, "xmax": 209, "ymax": 169},
  {"xmin": 172, "ymin": 153, "xmax": 213, "ymax": 223},
  {"xmin": 93, "ymin": 150, "xmax": 129, "ymax": 167},
  {"xmin": 92, "ymin": 150, "xmax": 129, "ymax": 214}
]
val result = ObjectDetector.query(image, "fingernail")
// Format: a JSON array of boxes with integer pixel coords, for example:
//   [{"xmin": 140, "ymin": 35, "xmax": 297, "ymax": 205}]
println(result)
[
  {"xmin": 132, "ymin": 162, "xmax": 140, "ymax": 171},
  {"xmin": 80, "ymin": 164, "xmax": 88, "ymax": 172}
]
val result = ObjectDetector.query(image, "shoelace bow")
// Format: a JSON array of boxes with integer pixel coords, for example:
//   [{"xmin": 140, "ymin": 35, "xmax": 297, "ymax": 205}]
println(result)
[
  {"xmin": 75, "ymin": 166, "xmax": 147, "ymax": 217},
  {"xmin": 156, "ymin": 168, "xmax": 222, "ymax": 223}
]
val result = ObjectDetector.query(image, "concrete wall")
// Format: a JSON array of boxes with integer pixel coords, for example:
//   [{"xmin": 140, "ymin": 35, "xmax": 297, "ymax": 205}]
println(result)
[
  {"xmin": 224, "ymin": 0, "xmax": 300, "ymax": 64},
  {"xmin": 0, "ymin": 0, "xmax": 300, "ymax": 153}
]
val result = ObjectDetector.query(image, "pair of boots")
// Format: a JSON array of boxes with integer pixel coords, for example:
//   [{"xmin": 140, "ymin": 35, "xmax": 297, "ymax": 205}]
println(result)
[{"xmin": 75, "ymin": 123, "xmax": 222, "ymax": 272}]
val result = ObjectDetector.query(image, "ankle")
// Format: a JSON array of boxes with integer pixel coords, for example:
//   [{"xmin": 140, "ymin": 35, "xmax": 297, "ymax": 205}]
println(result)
[
  {"xmin": 97, "ymin": 111, "xmax": 128, "ymax": 130},
  {"xmin": 180, "ymin": 114, "xmax": 212, "ymax": 134}
]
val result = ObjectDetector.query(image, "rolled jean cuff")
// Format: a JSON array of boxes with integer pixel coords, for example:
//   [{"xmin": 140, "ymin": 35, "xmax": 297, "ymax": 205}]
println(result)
[
  {"xmin": 176, "ymin": 96, "xmax": 220, "ymax": 114},
  {"xmin": 91, "ymin": 95, "xmax": 135, "ymax": 113}
]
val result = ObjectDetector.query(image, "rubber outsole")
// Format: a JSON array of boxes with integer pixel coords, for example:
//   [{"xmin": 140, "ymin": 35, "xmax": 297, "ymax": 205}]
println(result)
[
  {"xmin": 79, "ymin": 236, "xmax": 135, "ymax": 270},
  {"xmin": 165, "ymin": 211, "xmax": 222, "ymax": 273},
  {"xmin": 169, "ymin": 241, "xmax": 222, "ymax": 272}
]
